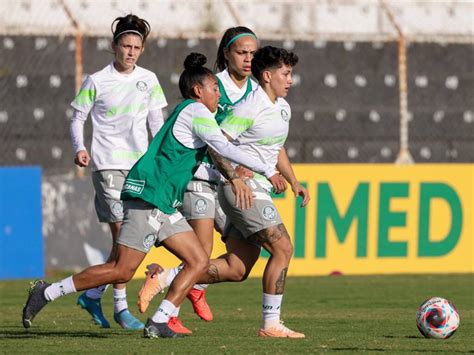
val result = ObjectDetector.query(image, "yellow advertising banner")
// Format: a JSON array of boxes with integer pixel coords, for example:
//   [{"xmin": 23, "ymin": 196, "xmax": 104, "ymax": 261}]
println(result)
[{"xmin": 135, "ymin": 164, "xmax": 473, "ymax": 278}]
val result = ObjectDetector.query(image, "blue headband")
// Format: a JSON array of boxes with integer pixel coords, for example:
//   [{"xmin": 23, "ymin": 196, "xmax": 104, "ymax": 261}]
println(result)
[{"xmin": 225, "ymin": 33, "xmax": 257, "ymax": 48}]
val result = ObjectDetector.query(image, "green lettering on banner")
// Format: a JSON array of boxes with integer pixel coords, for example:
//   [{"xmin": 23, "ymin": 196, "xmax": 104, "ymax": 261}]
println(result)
[
  {"xmin": 294, "ymin": 182, "xmax": 307, "ymax": 258},
  {"xmin": 418, "ymin": 183, "xmax": 462, "ymax": 256},
  {"xmin": 316, "ymin": 183, "xmax": 369, "ymax": 258},
  {"xmin": 377, "ymin": 183, "xmax": 408, "ymax": 257}
]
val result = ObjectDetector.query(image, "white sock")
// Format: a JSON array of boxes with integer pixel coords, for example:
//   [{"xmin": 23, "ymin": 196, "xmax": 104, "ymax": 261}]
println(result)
[
  {"xmin": 262, "ymin": 293, "xmax": 283, "ymax": 328},
  {"xmin": 113, "ymin": 287, "xmax": 128, "ymax": 314},
  {"xmin": 165, "ymin": 265, "xmax": 183, "ymax": 287},
  {"xmin": 170, "ymin": 306, "xmax": 180, "ymax": 317},
  {"xmin": 151, "ymin": 299, "xmax": 176, "ymax": 323},
  {"xmin": 44, "ymin": 276, "xmax": 77, "ymax": 301},
  {"xmin": 193, "ymin": 283, "xmax": 208, "ymax": 291},
  {"xmin": 85, "ymin": 284, "xmax": 109, "ymax": 300}
]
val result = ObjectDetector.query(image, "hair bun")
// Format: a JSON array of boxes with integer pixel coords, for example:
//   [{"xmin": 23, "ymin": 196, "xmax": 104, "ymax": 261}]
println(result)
[{"xmin": 184, "ymin": 53, "xmax": 207, "ymax": 70}]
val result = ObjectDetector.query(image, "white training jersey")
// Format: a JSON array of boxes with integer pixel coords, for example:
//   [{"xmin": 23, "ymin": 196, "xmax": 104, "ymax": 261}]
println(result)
[
  {"xmin": 216, "ymin": 69, "xmax": 258, "ymax": 103},
  {"xmin": 173, "ymin": 102, "xmax": 276, "ymax": 179},
  {"xmin": 192, "ymin": 69, "xmax": 258, "ymax": 182},
  {"xmin": 220, "ymin": 86, "xmax": 291, "ymax": 191},
  {"xmin": 71, "ymin": 62, "xmax": 167, "ymax": 171}
]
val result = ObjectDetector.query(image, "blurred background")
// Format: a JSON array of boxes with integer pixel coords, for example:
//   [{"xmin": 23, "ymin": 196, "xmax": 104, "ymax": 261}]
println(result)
[{"xmin": 0, "ymin": 0, "xmax": 472, "ymax": 277}]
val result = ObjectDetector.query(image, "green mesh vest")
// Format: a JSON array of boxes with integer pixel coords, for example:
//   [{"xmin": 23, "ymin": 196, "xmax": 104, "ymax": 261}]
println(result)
[
  {"xmin": 121, "ymin": 99, "xmax": 207, "ymax": 214},
  {"xmin": 198, "ymin": 77, "xmax": 254, "ymax": 171}
]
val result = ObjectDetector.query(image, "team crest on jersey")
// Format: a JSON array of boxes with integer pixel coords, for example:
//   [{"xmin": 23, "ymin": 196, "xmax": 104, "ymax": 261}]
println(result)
[
  {"xmin": 143, "ymin": 233, "xmax": 157, "ymax": 251},
  {"xmin": 280, "ymin": 109, "xmax": 289, "ymax": 122},
  {"xmin": 111, "ymin": 201, "xmax": 123, "ymax": 217},
  {"xmin": 194, "ymin": 199, "xmax": 209, "ymax": 214},
  {"xmin": 136, "ymin": 81, "xmax": 148, "ymax": 92},
  {"xmin": 262, "ymin": 205, "xmax": 277, "ymax": 221}
]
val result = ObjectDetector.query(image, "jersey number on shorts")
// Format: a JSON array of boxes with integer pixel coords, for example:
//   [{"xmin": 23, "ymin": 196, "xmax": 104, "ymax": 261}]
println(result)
[
  {"xmin": 192, "ymin": 182, "xmax": 203, "ymax": 192},
  {"xmin": 107, "ymin": 174, "xmax": 115, "ymax": 188}
]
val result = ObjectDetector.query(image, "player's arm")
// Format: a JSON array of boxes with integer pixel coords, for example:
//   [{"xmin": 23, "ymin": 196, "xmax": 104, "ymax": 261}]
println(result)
[
  {"xmin": 147, "ymin": 76, "xmax": 168, "ymax": 137},
  {"xmin": 70, "ymin": 110, "xmax": 90, "ymax": 167},
  {"xmin": 147, "ymin": 109, "xmax": 165, "ymax": 137},
  {"xmin": 70, "ymin": 76, "xmax": 96, "ymax": 167},
  {"xmin": 207, "ymin": 146, "xmax": 252, "ymax": 210},
  {"xmin": 276, "ymin": 147, "xmax": 310, "ymax": 207}
]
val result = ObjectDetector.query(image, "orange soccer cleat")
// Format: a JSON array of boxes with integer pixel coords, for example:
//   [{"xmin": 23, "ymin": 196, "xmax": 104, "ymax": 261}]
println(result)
[
  {"xmin": 258, "ymin": 321, "xmax": 305, "ymax": 338},
  {"xmin": 186, "ymin": 289, "xmax": 213, "ymax": 321},
  {"xmin": 168, "ymin": 316, "xmax": 192, "ymax": 335},
  {"xmin": 137, "ymin": 263, "xmax": 169, "ymax": 313}
]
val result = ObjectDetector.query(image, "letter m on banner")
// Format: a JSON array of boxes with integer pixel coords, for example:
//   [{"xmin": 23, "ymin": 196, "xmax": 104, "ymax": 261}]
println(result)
[{"xmin": 316, "ymin": 183, "xmax": 369, "ymax": 258}]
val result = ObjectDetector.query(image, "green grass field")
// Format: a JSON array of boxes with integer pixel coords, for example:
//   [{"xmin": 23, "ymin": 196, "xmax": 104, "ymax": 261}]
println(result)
[{"xmin": 1, "ymin": 274, "xmax": 473, "ymax": 353}]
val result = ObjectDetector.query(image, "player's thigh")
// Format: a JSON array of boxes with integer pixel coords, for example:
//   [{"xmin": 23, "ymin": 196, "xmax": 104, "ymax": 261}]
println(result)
[
  {"xmin": 225, "ymin": 237, "xmax": 260, "ymax": 277},
  {"xmin": 162, "ymin": 230, "xmax": 209, "ymax": 269},
  {"xmin": 252, "ymin": 224, "xmax": 293, "ymax": 259},
  {"xmin": 188, "ymin": 218, "xmax": 214, "ymax": 256}
]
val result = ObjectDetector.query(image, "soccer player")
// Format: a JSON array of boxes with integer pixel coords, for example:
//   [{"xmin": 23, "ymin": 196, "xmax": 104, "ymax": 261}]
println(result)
[
  {"xmin": 69, "ymin": 14, "xmax": 167, "ymax": 330},
  {"xmin": 22, "ymin": 52, "xmax": 286, "ymax": 339},
  {"xmin": 139, "ymin": 46, "xmax": 310, "ymax": 338},
  {"xmin": 137, "ymin": 26, "xmax": 260, "ymax": 334}
]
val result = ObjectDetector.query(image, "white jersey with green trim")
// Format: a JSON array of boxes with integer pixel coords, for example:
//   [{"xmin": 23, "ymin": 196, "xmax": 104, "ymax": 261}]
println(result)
[
  {"xmin": 216, "ymin": 69, "xmax": 258, "ymax": 102},
  {"xmin": 220, "ymin": 86, "xmax": 291, "ymax": 191},
  {"xmin": 192, "ymin": 69, "xmax": 258, "ymax": 182},
  {"xmin": 173, "ymin": 102, "xmax": 276, "ymax": 179},
  {"xmin": 71, "ymin": 62, "xmax": 167, "ymax": 171}
]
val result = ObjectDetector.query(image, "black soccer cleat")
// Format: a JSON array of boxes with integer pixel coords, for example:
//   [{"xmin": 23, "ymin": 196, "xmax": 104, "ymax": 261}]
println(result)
[
  {"xmin": 143, "ymin": 318, "xmax": 186, "ymax": 339},
  {"xmin": 22, "ymin": 280, "xmax": 50, "ymax": 328}
]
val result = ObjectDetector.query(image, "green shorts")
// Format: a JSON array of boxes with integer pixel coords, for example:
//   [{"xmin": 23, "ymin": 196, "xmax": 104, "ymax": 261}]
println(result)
[
  {"xmin": 117, "ymin": 199, "xmax": 193, "ymax": 254},
  {"xmin": 92, "ymin": 170, "xmax": 128, "ymax": 223},
  {"xmin": 181, "ymin": 179, "xmax": 226, "ymax": 234},
  {"xmin": 217, "ymin": 179, "xmax": 282, "ymax": 240}
]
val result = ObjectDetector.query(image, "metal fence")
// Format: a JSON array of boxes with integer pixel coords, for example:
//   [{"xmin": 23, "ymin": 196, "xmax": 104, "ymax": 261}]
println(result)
[{"xmin": 0, "ymin": 0, "xmax": 473, "ymax": 174}]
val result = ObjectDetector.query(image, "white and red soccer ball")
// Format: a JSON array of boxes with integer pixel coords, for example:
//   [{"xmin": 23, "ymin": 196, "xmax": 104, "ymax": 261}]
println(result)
[{"xmin": 416, "ymin": 297, "xmax": 460, "ymax": 339}]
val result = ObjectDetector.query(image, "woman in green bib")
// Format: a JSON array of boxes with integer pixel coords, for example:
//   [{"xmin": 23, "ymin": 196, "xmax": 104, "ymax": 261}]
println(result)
[
  {"xmin": 22, "ymin": 53, "xmax": 285, "ymax": 339},
  {"xmin": 138, "ymin": 27, "xmax": 261, "ymax": 334}
]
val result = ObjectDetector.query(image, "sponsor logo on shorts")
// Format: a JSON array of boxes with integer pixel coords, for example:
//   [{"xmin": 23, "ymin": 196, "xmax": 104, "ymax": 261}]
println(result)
[
  {"xmin": 123, "ymin": 179, "xmax": 145, "ymax": 195},
  {"xmin": 262, "ymin": 205, "xmax": 277, "ymax": 221},
  {"xmin": 136, "ymin": 81, "xmax": 148, "ymax": 92},
  {"xmin": 194, "ymin": 198, "xmax": 209, "ymax": 214},
  {"xmin": 143, "ymin": 233, "xmax": 157, "ymax": 251},
  {"xmin": 111, "ymin": 201, "xmax": 123, "ymax": 217},
  {"xmin": 281, "ymin": 109, "xmax": 289, "ymax": 121}
]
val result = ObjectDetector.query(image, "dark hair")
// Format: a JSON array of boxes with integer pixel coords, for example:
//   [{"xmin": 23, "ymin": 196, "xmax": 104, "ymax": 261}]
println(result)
[
  {"xmin": 179, "ymin": 53, "xmax": 215, "ymax": 99},
  {"xmin": 251, "ymin": 46, "xmax": 299, "ymax": 82},
  {"xmin": 111, "ymin": 14, "xmax": 151, "ymax": 44},
  {"xmin": 214, "ymin": 26, "xmax": 257, "ymax": 72}
]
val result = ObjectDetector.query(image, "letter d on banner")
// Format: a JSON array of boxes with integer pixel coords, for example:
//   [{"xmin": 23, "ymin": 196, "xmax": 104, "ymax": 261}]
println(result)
[{"xmin": 418, "ymin": 183, "xmax": 462, "ymax": 257}]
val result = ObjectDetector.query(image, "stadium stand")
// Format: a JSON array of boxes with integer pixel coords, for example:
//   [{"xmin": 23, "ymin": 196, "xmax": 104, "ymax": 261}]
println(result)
[{"xmin": 0, "ymin": 0, "xmax": 473, "ymax": 173}]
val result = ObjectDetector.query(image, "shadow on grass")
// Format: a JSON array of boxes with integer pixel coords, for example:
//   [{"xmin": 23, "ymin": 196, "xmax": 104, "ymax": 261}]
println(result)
[{"xmin": 0, "ymin": 329, "xmax": 117, "ymax": 339}]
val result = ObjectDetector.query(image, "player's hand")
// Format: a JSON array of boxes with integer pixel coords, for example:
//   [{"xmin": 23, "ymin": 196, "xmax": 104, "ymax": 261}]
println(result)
[
  {"xmin": 235, "ymin": 165, "xmax": 254, "ymax": 179},
  {"xmin": 74, "ymin": 150, "xmax": 90, "ymax": 167},
  {"xmin": 230, "ymin": 178, "xmax": 253, "ymax": 210},
  {"xmin": 268, "ymin": 173, "xmax": 287, "ymax": 194},
  {"xmin": 291, "ymin": 181, "xmax": 310, "ymax": 207}
]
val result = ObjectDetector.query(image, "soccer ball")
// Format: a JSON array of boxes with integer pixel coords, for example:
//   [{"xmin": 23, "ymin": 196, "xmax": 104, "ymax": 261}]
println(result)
[{"xmin": 416, "ymin": 297, "xmax": 460, "ymax": 339}]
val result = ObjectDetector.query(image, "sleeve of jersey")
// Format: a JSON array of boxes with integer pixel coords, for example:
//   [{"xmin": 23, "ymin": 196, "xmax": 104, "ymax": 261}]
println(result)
[
  {"xmin": 147, "ymin": 109, "xmax": 164, "ymax": 137},
  {"xmin": 192, "ymin": 110, "xmax": 275, "ymax": 179},
  {"xmin": 70, "ymin": 109, "xmax": 87, "ymax": 153},
  {"xmin": 148, "ymin": 75, "xmax": 167, "ymax": 110},
  {"xmin": 70, "ymin": 76, "xmax": 96, "ymax": 114},
  {"xmin": 219, "ymin": 103, "xmax": 255, "ymax": 139}
]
